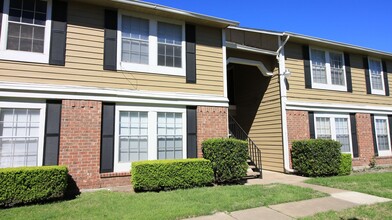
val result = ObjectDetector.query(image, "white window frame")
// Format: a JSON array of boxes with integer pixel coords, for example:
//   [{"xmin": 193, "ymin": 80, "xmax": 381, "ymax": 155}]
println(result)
[
  {"xmin": 0, "ymin": 101, "xmax": 46, "ymax": 167},
  {"xmin": 373, "ymin": 115, "xmax": 391, "ymax": 157},
  {"xmin": 309, "ymin": 47, "xmax": 347, "ymax": 91},
  {"xmin": 368, "ymin": 57, "xmax": 385, "ymax": 95},
  {"xmin": 314, "ymin": 113, "xmax": 353, "ymax": 155},
  {"xmin": 114, "ymin": 105, "xmax": 187, "ymax": 172},
  {"xmin": 117, "ymin": 10, "xmax": 186, "ymax": 76},
  {"xmin": 0, "ymin": 0, "xmax": 52, "ymax": 64}
]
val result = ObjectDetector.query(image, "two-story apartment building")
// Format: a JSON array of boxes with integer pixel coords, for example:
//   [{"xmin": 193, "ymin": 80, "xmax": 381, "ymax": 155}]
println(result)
[{"xmin": 0, "ymin": 0, "xmax": 391, "ymax": 189}]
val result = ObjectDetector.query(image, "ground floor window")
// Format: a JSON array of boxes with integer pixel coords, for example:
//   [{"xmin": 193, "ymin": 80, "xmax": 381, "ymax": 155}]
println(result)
[
  {"xmin": 314, "ymin": 113, "xmax": 352, "ymax": 154},
  {"xmin": 374, "ymin": 116, "xmax": 391, "ymax": 156},
  {"xmin": 0, "ymin": 102, "xmax": 45, "ymax": 168},
  {"xmin": 114, "ymin": 105, "xmax": 186, "ymax": 172}
]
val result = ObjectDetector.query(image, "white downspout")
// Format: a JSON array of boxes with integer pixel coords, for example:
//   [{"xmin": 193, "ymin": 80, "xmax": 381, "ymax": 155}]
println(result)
[{"xmin": 277, "ymin": 34, "xmax": 294, "ymax": 173}]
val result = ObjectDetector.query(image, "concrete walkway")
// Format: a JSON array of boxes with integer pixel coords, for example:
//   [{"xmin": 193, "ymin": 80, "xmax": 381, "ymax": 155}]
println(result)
[{"xmin": 186, "ymin": 171, "xmax": 391, "ymax": 220}]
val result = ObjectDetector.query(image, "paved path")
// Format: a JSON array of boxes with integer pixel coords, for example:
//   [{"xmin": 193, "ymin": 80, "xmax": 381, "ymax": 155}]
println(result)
[{"xmin": 185, "ymin": 171, "xmax": 391, "ymax": 220}]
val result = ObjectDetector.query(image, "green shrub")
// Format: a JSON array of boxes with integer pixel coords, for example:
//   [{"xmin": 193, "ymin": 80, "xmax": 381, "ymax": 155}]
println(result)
[
  {"xmin": 291, "ymin": 139, "xmax": 341, "ymax": 177},
  {"xmin": 339, "ymin": 153, "xmax": 352, "ymax": 176},
  {"xmin": 131, "ymin": 159, "xmax": 214, "ymax": 192},
  {"xmin": 0, "ymin": 166, "xmax": 68, "ymax": 207},
  {"xmin": 202, "ymin": 138, "xmax": 248, "ymax": 183}
]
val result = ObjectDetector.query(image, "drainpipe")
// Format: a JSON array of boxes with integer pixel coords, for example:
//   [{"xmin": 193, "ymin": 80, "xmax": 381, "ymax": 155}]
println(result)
[{"xmin": 277, "ymin": 34, "xmax": 294, "ymax": 173}]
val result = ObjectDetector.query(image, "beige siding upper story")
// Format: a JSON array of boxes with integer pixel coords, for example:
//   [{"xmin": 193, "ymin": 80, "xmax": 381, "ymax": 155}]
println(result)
[
  {"xmin": 285, "ymin": 42, "xmax": 392, "ymax": 106},
  {"xmin": 0, "ymin": 1, "xmax": 224, "ymax": 96}
]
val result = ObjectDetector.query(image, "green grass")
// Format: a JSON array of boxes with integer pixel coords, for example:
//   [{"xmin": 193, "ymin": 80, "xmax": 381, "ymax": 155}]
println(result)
[
  {"xmin": 305, "ymin": 172, "xmax": 392, "ymax": 199},
  {"xmin": 302, "ymin": 201, "xmax": 392, "ymax": 220},
  {"xmin": 0, "ymin": 184, "xmax": 326, "ymax": 220}
]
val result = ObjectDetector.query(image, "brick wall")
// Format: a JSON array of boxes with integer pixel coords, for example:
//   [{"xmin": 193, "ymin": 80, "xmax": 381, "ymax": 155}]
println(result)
[
  {"xmin": 353, "ymin": 113, "xmax": 375, "ymax": 167},
  {"xmin": 197, "ymin": 106, "xmax": 228, "ymax": 158},
  {"xmin": 286, "ymin": 110, "xmax": 310, "ymax": 169}
]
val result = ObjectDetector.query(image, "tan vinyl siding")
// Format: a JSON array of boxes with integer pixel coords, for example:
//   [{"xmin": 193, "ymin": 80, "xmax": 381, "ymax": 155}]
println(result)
[
  {"xmin": 286, "ymin": 42, "xmax": 392, "ymax": 106},
  {"xmin": 0, "ymin": 2, "xmax": 224, "ymax": 96},
  {"xmin": 249, "ymin": 68, "xmax": 284, "ymax": 172}
]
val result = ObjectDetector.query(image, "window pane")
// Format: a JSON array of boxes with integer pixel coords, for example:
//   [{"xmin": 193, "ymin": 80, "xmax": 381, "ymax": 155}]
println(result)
[
  {"xmin": 316, "ymin": 117, "xmax": 331, "ymax": 139},
  {"xmin": 0, "ymin": 108, "xmax": 40, "ymax": 168},
  {"xmin": 330, "ymin": 52, "xmax": 345, "ymax": 86},
  {"xmin": 369, "ymin": 60, "xmax": 383, "ymax": 90},
  {"xmin": 6, "ymin": 0, "xmax": 47, "ymax": 53},
  {"xmin": 118, "ymin": 111, "xmax": 148, "ymax": 162},
  {"xmin": 121, "ymin": 16, "xmax": 149, "ymax": 64},
  {"xmin": 157, "ymin": 22, "xmax": 182, "ymax": 68},
  {"xmin": 157, "ymin": 112, "xmax": 183, "ymax": 159},
  {"xmin": 335, "ymin": 118, "xmax": 350, "ymax": 153},
  {"xmin": 375, "ymin": 119, "xmax": 390, "ymax": 151},
  {"xmin": 311, "ymin": 49, "xmax": 327, "ymax": 84}
]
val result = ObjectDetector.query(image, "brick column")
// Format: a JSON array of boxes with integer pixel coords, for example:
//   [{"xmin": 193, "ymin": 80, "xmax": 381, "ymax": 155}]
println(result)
[
  {"xmin": 59, "ymin": 100, "xmax": 102, "ymax": 189},
  {"xmin": 354, "ymin": 113, "xmax": 376, "ymax": 167},
  {"xmin": 286, "ymin": 110, "xmax": 310, "ymax": 168},
  {"xmin": 197, "ymin": 106, "xmax": 228, "ymax": 158}
]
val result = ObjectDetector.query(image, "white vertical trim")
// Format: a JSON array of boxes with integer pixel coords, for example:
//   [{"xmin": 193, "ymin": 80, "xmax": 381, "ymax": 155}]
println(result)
[
  {"xmin": 278, "ymin": 37, "xmax": 292, "ymax": 173},
  {"xmin": 222, "ymin": 29, "xmax": 227, "ymax": 99}
]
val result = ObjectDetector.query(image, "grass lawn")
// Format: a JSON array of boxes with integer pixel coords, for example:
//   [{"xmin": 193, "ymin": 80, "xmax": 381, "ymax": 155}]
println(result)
[
  {"xmin": 302, "ymin": 201, "xmax": 392, "ymax": 220},
  {"xmin": 305, "ymin": 172, "xmax": 392, "ymax": 199},
  {"xmin": 1, "ymin": 184, "xmax": 326, "ymax": 220}
]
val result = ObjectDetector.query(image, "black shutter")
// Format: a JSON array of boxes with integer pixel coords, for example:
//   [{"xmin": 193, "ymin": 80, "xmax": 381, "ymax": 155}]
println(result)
[
  {"xmin": 49, "ymin": 0, "xmax": 68, "ymax": 66},
  {"xmin": 303, "ymin": 45, "xmax": 312, "ymax": 89},
  {"xmin": 364, "ymin": 57, "xmax": 371, "ymax": 94},
  {"xmin": 382, "ymin": 61, "xmax": 389, "ymax": 96},
  {"xmin": 104, "ymin": 9, "xmax": 118, "ymax": 71},
  {"xmin": 100, "ymin": 103, "xmax": 115, "ymax": 173},
  {"xmin": 43, "ymin": 100, "xmax": 62, "ymax": 165},
  {"xmin": 370, "ymin": 114, "xmax": 378, "ymax": 156},
  {"xmin": 350, "ymin": 113, "xmax": 359, "ymax": 158},
  {"xmin": 186, "ymin": 24, "xmax": 196, "ymax": 83},
  {"xmin": 186, "ymin": 106, "xmax": 197, "ymax": 158},
  {"xmin": 344, "ymin": 53, "xmax": 353, "ymax": 92},
  {"xmin": 308, "ymin": 111, "xmax": 315, "ymax": 139}
]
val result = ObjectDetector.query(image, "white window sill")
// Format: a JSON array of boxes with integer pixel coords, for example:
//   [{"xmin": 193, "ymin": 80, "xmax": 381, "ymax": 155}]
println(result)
[
  {"xmin": 312, "ymin": 83, "xmax": 348, "ymax": 92},
  {"xmin": 371, "ymin": 89, "xmax": 386, "ymax": 96},
  {"xmin": 378, "ymin": 151, "xmax": 392, "ymax": 157},
  {"xmin": 0, "ymin": 50, "xmax": 49, "ymax": 64},
  {"xmin": 118, "ymin": 62, "xmax": 186, "ymax": 76}
]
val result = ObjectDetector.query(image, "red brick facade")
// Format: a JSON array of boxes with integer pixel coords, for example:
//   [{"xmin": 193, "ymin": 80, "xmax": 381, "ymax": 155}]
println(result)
[
  {"xmin": 287, "ymin": 110, "xmax": 392, "ymax": 168},
  {"xmin": 196, "ymin": 106, "xmax": 229, "ymax": 158},
  {"xmin": 58, "ymin": 101, "xmax": 228, "ymax": 189}
]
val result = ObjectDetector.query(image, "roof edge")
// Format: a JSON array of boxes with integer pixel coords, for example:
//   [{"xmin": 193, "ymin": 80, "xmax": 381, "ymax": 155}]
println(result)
[
  {"xmin": 285, "ymin": 32, "xmax": 392, "ymax": 58},
  {"xmin": 112, "ymin": 0, "xmax": 239, "ymax": 27}
]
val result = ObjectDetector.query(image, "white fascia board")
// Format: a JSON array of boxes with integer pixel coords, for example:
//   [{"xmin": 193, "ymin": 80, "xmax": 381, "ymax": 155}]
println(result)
[
  {"xmin": 0, "ymin": 81, "xmax": 229, "ymax": 107},
  {"xmin": 226, "ymin": 41, "xmax": 278, "ymax": 56},
  {"xmin": 286, "ymin": 100, "xmax": 392, "ymax": 115},
  {"xmin": 226, "ymin": 57, "xmax": 273, "ymax": 76}
]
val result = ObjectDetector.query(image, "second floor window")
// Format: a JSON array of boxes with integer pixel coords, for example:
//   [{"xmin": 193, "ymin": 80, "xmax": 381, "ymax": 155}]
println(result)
[
  {"xmin": 310, "ymin": 48, "xmax": 346, "ymax": 91},
  {"xmin": 368, "ymin": 58, "xmax": 385, "ymax": 95},
  {"xmin": 118, "ymin": 12, "xmax": 185, "ymax": 76}
]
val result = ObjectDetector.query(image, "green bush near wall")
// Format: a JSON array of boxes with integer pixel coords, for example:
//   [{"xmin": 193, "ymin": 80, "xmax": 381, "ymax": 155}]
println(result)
[
  {"xmin": 0, "ymin": 166, "xmax": 68, "ymax": 207},
  {"xmin": 291, "ymin": 139, "xmax": 342, "ymax": 177},
  {"xmin": 131, "ymin": 159, "xmax": 214, "ymax": 192},
  {"xmin": 339, "ymin": 153, "xmax": 352, "ymax": 176},
  {"xmin": 202, "ymin": 138, "xmax": 248, "ymax": 183}
]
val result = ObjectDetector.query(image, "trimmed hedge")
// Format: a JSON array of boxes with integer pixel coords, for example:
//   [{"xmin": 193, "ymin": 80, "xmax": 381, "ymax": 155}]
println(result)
[
  {"xmin": 339, "ymin": 153, "xmax": 352, "ymax": 176},
  {"xmin": 202, "ymin": 138, "xmax": 248, "ymax": 183},
  {"xmin": 0, "ymin": 166, "xmax": 68, "ymax": 207},
  {"xmin": 291, "ymin": 139, "xmax": 341, "ymax": 177},
  {"xmin": 131, "ymin": 159, "xmax": 214, "ymax": 192}
]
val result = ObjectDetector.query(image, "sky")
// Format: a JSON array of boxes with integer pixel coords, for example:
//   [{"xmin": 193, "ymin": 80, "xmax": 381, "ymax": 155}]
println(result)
[{"xmin": 144, "ymin": 0, "xmax": 392, "ymax": 53}]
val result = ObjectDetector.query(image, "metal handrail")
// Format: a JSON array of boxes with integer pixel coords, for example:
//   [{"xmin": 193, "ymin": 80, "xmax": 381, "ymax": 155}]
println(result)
[{"xmin": 229, "ymin": 115, "xmax": 263, "ymax": 178}]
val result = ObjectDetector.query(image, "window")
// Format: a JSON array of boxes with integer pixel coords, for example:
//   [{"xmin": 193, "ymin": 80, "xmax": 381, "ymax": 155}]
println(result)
[
  {"xmin": 157, "ymin": 112, "xmax": 183, "ymax": 159},
  {"xmin": 368, "ymin": 58, "xmax": 385, "ymax": 95},
  {"xmin": 114, "ymin": 106, "xmax": 186, "ymax": 172},
  {"xmin": 0, "ymin": 102, "xmax": 45, "ymax": 168},
  {"xmin": 0, "ymin": 0, "xmax": 52, "ymax": 63},
  {"xmin": 117, "ymin": 11, "xmax": 186, "ymax": 76},
  {"xmin": 374, "ymin": 116, "xmax": 391, "ymax": 156},
  {"xmin": 315, "ymin": 113, "xmax": 352, "ymax": 154},
  {"xmin": 310, "ymin": 48, "xmax": 346, "ymax": 91}
]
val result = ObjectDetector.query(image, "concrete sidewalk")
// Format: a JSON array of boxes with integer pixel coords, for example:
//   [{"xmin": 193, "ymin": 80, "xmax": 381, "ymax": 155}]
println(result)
[{"xmin": 185, "ymin": 171, "xmax": 391, "ymax": 220}]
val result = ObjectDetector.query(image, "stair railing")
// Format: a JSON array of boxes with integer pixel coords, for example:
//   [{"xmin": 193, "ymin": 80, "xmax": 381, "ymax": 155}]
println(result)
[{"xmin": 229, "ymin": 115, "xmax": 263, "ymax": 178}]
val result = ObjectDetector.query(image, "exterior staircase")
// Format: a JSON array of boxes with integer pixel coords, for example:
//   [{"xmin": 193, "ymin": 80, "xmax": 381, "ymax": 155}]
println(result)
[{"xmin": 229, "ymin": 115, "xmax": 263, "ymax": 179}]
